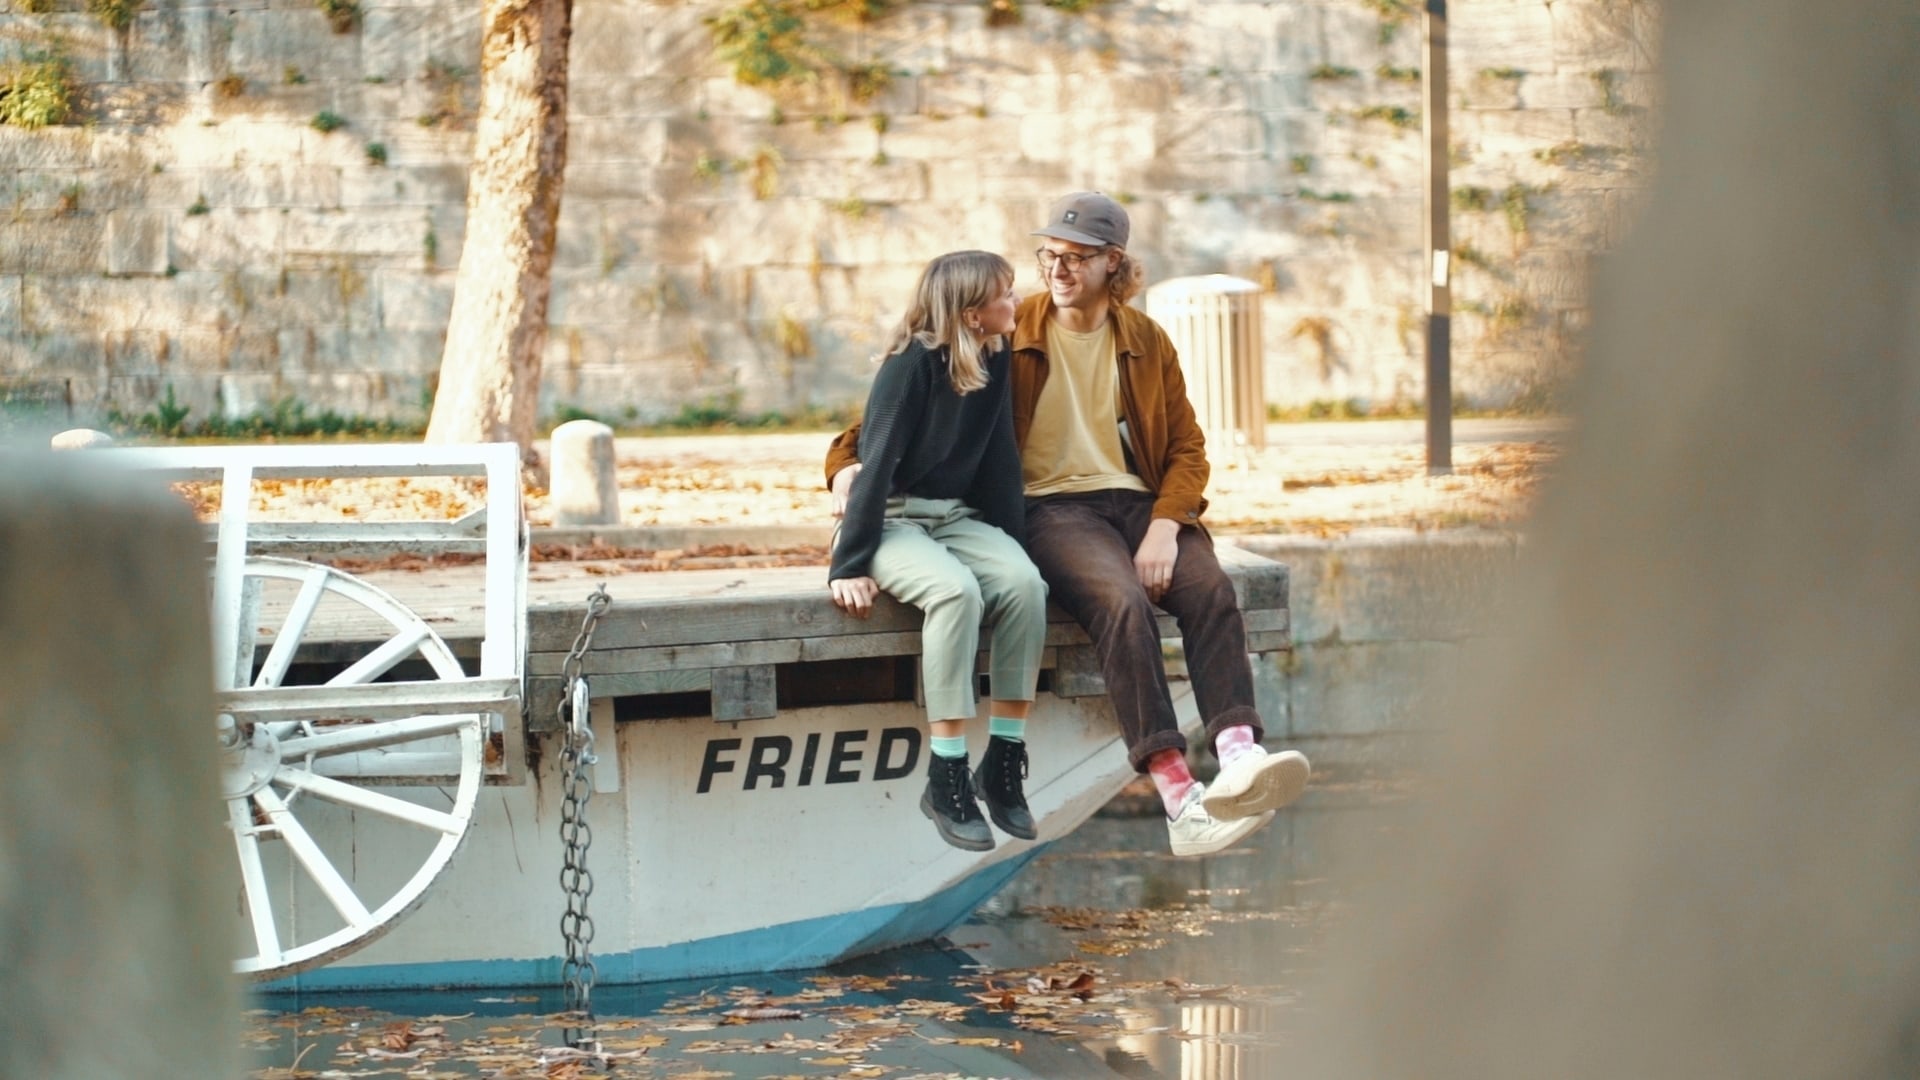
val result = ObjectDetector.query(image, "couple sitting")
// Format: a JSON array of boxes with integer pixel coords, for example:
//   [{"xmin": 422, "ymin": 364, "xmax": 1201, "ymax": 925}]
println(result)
[{"xmin": 826, "ymin": 192, "xmax": 1310, "ymax": 858}]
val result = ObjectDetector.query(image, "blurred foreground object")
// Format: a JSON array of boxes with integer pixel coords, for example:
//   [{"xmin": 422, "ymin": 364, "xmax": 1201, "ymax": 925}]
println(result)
[
  {"xmin": 1304, "ymin": 3, "xmax": 1920, "ymax": 1078},
  {"xmin": 0, "ymin": 456, "xmax": 242, "ymax": 1080}
]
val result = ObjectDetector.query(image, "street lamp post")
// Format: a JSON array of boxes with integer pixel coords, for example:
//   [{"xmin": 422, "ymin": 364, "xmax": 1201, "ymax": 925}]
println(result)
[{"xmin": 1424, "ymin": 0, "xmax": 1453, "ymax": 475}]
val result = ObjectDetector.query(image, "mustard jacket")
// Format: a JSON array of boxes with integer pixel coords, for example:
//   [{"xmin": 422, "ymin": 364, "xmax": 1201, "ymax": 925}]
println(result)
[{"xmin": 825, "ymin": 292, "xmax": 1212, "ymax": 526}]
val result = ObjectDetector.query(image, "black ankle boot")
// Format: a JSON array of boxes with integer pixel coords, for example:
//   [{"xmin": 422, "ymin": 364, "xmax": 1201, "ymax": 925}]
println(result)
[
  {"xmin": 973, "ymin": 735, "xmax": 1037, "ymax": 840},
  {"xmin": 921, "ymin": 753, "xmax": 994, "ymax": 851}
]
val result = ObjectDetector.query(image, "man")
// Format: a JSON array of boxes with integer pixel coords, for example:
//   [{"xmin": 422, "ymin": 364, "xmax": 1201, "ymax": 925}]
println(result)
[{"xmin": 827, "ymin": 192, "xmax": 1311, "ymax": 857}]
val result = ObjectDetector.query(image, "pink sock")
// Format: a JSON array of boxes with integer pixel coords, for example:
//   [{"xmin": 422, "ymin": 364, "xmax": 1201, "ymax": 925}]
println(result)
[
  {"xmin": 1214, "ymin": 724, "xmax": 1259, "ymax": 768},
  {"xmin": 1147, "ymin": 748, "xmax": 1197, "ymax": 818}
]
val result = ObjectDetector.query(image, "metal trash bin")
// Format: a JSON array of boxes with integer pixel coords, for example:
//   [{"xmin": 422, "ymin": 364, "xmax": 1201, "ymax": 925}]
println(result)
[{"xmin": 1143, "ymin": 274, "xmax": 1266, "ymax": 452}]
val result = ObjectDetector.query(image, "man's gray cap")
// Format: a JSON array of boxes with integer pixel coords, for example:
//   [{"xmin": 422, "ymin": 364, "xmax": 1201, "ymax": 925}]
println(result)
[{"xmin": 1032, "ymin": 191, "xmax": 1130, "ymax": 249}]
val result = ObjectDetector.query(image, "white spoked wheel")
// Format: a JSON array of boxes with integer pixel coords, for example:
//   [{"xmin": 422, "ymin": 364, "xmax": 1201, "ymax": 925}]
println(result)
[{"xmin": 221, "ymin": 556, "xmax": 485, "ymax": 981}]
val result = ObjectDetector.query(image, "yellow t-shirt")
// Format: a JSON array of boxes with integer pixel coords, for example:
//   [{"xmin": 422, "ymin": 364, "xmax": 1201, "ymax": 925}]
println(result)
[{"xmin": 1022, "ymin": 317, "xmax": 1151, "ymax": 497}]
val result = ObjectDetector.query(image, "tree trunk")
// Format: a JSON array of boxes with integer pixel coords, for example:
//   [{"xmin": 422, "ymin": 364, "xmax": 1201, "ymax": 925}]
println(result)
[{"xmin": 424, "ymin": 0, "xmax": 573, "ymax": 466}]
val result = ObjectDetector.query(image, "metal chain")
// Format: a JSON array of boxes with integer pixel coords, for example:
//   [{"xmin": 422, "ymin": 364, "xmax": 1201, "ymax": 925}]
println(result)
[{"xmin": 558, "ymin": 585, "xmax": 611, "ymax": 1046}]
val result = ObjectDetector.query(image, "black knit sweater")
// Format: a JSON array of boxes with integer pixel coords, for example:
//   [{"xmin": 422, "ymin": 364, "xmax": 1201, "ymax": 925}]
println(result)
[{"xmin": 828, "ymin": 338, "xmax": 1025, "ymax": 581}]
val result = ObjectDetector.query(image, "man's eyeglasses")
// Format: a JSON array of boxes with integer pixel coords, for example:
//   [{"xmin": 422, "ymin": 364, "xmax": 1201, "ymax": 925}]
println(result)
[{"xmin": 1036, "ymin": 249, "xmax": 1105, "ymax": 272}]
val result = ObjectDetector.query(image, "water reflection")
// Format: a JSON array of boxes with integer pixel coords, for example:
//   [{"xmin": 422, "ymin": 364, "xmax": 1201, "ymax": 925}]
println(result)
[{"xmin": 247, "ymin": 783, "xmax": 1397, "ymax": 1079}]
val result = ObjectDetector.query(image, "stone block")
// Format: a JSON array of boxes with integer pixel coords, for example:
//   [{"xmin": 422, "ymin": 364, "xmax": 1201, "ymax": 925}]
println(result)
[
  {"xmin": 371, "ymin": 269, "xmax": 451, "ymax": 330},
  {"xmin": 169, "ymin": 208, "xmax": 285, "ymax": 272},
  {"xmin": 573, "ymin": 0, "xmax": 708, "ymax": 79},
  {"xmin": 1283, "ymin": 639, "xmax": 1464, "ymax": 738},
  {"xmin": 283, "ymin": 206, "xmax": 425, "ymax": 258},
  {"xmin": 0, "ymin": 216, "xmax": 106, "ymax": 275},
  {"xmin": 106, "ymin": 209, "xmax": 170, "ymax": 276},
  {"xmin": 227, "ymin": 10, "xmax": 360, "ymax": 82},
  {"xmin": 1548, "ymin": 0, "xmax": 1650, "ymax": 70},
  {"xmin": 570, "ymin": 75, "xmax": 701, "ymax": 119},
  {"xmin": 0, "ymin": 127, "xmax": 96, "ymax": 171},
  {"xmin": 1517, "ymin": 70, "xmax": 1607, "ymax": 111},
  {"xmin": 1450, "ymin": 0, "xmax": 1557, "ymax": 74}
]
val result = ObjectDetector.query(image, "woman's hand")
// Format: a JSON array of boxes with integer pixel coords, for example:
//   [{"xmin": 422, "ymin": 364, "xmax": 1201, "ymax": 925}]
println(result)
[
  {"xmin": 830, "ymin": 576, "xmax": 880, "ymax": 618},
  {"xmin": 830, "ymin": 463, "xmax": 863, "ymax": 518}
]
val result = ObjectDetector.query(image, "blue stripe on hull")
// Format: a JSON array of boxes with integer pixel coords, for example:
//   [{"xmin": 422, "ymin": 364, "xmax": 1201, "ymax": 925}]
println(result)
[{"xmin": 260, "ymin": 848, "xmax": 1043, "ymax": 994}]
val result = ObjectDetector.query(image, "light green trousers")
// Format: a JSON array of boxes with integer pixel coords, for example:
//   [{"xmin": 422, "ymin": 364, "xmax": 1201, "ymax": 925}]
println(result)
[{"xmin": 867, "ymin": 496, "xmax": 1049, "ymax": 722}]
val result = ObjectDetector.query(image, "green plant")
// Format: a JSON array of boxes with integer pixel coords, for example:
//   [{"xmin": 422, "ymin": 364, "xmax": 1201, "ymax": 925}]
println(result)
[
  {"xmin": 284, "ymin": 66, "xmax": 306, "ymax": 85},
  {"xmin": 316, "ymin": 0, "xmax": 358, "ymax": 32},
  {"xmin": 21, "ymin": 0, "xmax": 55, "ymax": 12},
  {"xmin": 869, "ymin": 112, "xmax": 888, "ymax": 134},
  {"xmin": 1534, "ymin": 140, "xmax": 1615, "ymax": 167},
  {"xmin": 983, "ymin": 0, "xmax": 1021, "ymax": 25},
  {"xmin": 423, "ymin": 222, "xmax": 438, "ymax": 266},
  {"xmin": 768, "ymin": 104, "xmax": 785, "ymax": 125},
  {"xmin": 364, "ymin": 141, "xmax": 388, "ymax": 165},
  {"xmin": 693, "ymin": 152, "xmax": 725, "ymax": 183},
  {"xmin": 1452, "ymin": 243, "xmax": 1498, "ymax": 272},
  {"xmin": 1360, "ymin": 0, "xmax": 1415, "ymax": 44},
  {"xmin": 214, "ymin": 73, "xmax": 245, "ymax": 99},
  {"xmin": 186, "ymin": 194, "xmax": 210, "ymax": 215},
  {"xmin": 1450, "ymin": 185, "xmax": 1495, "ymax": 213},
  {"xmin": 1042, "ymin": 0, "xmax": 1106, "ymax": 11},
  {"xmin": 86, "ymin": 0, "xmax": 141, "ymax": 32},
  {"xmin": 1113, "ymin": 191, "xmax": 1137, "ymax": 205},
  {"xmin": 310, "ymin": 110, "xmax": 346, "ymax": 133},
  {"xmin": 1297, "ymin": 188, "xmax": 1354, "ymax": 203},
  {"xmin": 707, "ymin": 0, "xmax": 813, "ymax": 86},
  {"xmin": 1376, "ymin": 63, "xmax": 1419, "ymax": 83},
  {"xmin": 0, "ymin": 54, "xmax": 76, "ymax": 129},
  {"xmin": 1481, "ymin": 66, "xmax": 1525, "ymax": 80},
  {"xmin": 1309, "ymin": 64, "xmax": 1358, "ymax": 81},
  {"xmin": 1351, "ymin": 104, "xmax": 1419, "ymax": 131},
  {"xmin": 745, "ymin": 145, "xmax": 782, "ymax": 199},
  {"xmin": 844, "ymin": 61, "xmax": 891, "ymax": 102},
  {"xmin": 1290, "ymin": 316, "xmax": 1336, "ymax": 379},
  {"xmin": 1289, "ymin": 154, "xmax": 1313, "ymax": 175},
  {"xmin": 1592, "ymin": 67, "xmax": 1627, "ymax": 115},
  {"xmin": 418, "ymin": 58, "xmax": 474, "ymax": 128},
  {"xmin": 774, "ymin": 308, "xmax": 812, "ymax": 359},
  {"xmin": 1501, "ymin": 182, "xmax": 1547, "ymax": 235},
  {"xmin": 869, "ymin": 150, "xmax": 888, "ymax": 166},
  {"xmin": 150, "ymin": 385, "xmax": 192, "ymax": 436},
  {"xmin": 830, "ymin": 197, "xmax": 869, "ymax": 218}
]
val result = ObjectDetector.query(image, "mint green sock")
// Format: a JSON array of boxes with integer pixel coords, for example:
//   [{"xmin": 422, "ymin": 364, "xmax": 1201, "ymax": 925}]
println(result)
[
  {"xmin": 988, "ymin": 716, "xmax": 1026, "ymax": 742},
  {"xmin": 931, "ymin": 734, "xmax": 969, "ymax": 759}
]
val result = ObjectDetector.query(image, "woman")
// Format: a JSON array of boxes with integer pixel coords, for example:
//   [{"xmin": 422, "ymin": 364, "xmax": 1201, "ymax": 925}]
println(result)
[{"xmin": 828, "ymin": 250, "xmax": 1048, "ymax": 852}]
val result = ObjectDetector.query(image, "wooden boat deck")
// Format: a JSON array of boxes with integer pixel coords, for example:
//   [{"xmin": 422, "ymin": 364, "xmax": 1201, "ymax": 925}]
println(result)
[{"xmin": 263, "ymin": 544, "xmax": 1291, "ymax": 735}]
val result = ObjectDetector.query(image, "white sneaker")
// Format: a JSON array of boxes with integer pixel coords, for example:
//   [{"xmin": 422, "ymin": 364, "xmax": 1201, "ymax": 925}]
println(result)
[
  {"xmin": 1200, "ymin": 746, "xmax": 1310, "ymax": 821},
  {"xmin": 1166, "ymin": 784, "xmax": 1274, "ymax": 858}
]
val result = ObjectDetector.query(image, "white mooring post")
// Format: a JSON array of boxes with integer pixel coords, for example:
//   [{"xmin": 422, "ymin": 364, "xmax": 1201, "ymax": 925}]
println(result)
[
  {"xmin": 0, "ymin": 455, "xmax": 242, "ymax": 1079},
  {"xmin": 549, "ymin": 419, "xmax": 621, "ymax": 526}
]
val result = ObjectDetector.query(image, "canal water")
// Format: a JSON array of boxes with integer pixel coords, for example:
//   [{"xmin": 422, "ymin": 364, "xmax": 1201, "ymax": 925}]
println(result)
[{"xmin": 247, "ymin": 777, "xmax": 1399, "ymax": 1079}]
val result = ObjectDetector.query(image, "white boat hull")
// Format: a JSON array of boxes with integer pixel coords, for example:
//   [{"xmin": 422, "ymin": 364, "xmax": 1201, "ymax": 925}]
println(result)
[{"xmin": 260, "ymin": 690, "xmax": 1193, "ymax": 992}]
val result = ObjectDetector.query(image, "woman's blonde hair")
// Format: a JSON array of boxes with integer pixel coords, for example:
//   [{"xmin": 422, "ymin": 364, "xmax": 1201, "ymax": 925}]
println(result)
[{"xmin": 879, "ymin": 250, "xmax": 1015, "ymax": 395}]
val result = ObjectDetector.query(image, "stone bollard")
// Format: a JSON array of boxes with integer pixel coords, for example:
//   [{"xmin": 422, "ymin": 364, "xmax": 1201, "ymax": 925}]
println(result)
[
  {"xmin": 49, "ymin": 427, "xmax": 114, "ymax": 450},
  {"xmin": 0, "ymin": 455, "xmax": 242, "ymax": 1080},
  {"xmin": 548, "ymin": 418, "xmax": 620, "ymax": 526}
]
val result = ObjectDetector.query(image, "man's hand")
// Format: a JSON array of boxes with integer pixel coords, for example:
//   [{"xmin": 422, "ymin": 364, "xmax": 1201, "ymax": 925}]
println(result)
[
  {"xmin": 830, "ymin": 576, "xmax": 880, "ymax": 618},
  {"xmin": 830, "ymin": 463, "xmax": 863, "ymax": 518},
  {"xmin": 1133, "ymin": 518, "xmax": 1182, "ymax": 603}
]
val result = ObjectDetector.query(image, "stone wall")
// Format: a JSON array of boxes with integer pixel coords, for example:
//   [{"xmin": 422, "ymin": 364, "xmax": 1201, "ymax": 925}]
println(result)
[{"xmin": 0, "ymin": 0, "xmax": 1657, "ymax": 427}]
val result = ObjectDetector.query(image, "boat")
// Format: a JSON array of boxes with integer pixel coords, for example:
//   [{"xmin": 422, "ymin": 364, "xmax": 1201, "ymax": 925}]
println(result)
[{"xmin": 109, "ymin": 443, "xmax": 1290, "ymax": 992}]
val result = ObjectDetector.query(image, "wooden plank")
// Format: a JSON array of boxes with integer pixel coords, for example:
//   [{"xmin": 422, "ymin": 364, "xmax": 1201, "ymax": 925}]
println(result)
[{"xmin": 713, "ymin": 665, "xmax": 777, "ymax": 722}]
